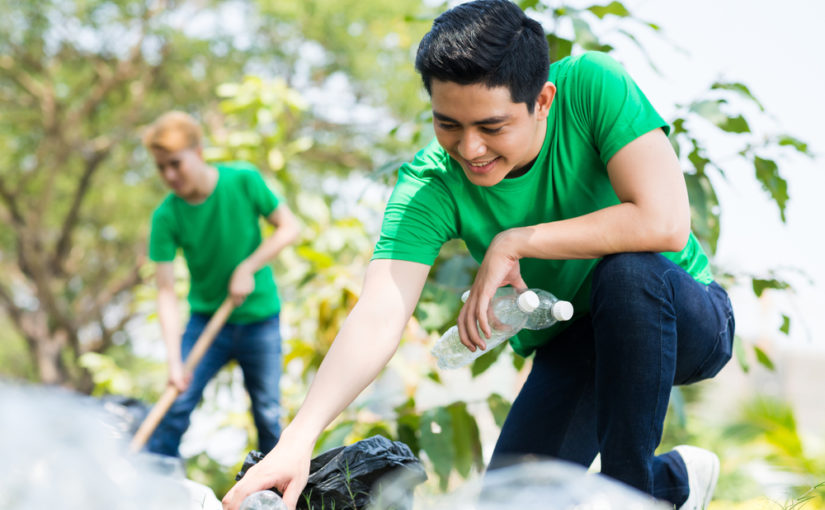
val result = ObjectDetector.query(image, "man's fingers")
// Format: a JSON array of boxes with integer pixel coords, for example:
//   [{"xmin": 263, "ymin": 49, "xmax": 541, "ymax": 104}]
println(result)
[{"xmin": 282, "ymin": 481, "xmax": 303, "ymax": 510}]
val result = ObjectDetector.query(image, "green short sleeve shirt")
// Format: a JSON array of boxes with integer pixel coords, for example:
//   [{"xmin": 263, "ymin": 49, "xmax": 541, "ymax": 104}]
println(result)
[
  {"xmin": 149, "ymin": 161, "xmax": 282, "ymax": 323},
  {"xmin": 373, "ymin": 52, "xmax": 713, "ymax": 356}
]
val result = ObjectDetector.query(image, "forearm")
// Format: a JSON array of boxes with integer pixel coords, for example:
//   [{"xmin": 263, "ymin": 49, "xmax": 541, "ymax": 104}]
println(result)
[
  {"xmin": 505, "ymin": 200, "xmax": 689, "ymax": 261},
  {"xmin": 240, "ymin": 226, "xmax": 299, "ymax": 273},
  {"xmin": 281, "ymin": 304, "xmax": 403, "ymax": 446},
  {"xmin": 280, "ymin": 259, "xmax": 428, "ymax": 448},
  {"xmin": 157, "ymin": 288, "xmax": 181, "ymax": 361}
]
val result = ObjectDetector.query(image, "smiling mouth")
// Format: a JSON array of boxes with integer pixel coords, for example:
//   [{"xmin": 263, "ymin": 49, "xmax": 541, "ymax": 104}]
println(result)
[{"xmin": 465, "ymin": 157, "xmax": 499, "ymax": 174}]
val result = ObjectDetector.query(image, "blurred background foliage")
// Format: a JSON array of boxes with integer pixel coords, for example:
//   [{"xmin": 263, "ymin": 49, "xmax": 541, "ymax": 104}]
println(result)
[{"xmin": 0, "ymin": 0, "xmax": 820, "ymax": 507}]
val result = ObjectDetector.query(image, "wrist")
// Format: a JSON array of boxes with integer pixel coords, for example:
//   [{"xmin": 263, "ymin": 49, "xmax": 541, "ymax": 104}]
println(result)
[
  {"xmin": 496, "ymin": 227, "xmax": 527, "ymax": 260},
  {"xmin": 279, "ymin": 423, "xmax": 320, "ymax": 452}
]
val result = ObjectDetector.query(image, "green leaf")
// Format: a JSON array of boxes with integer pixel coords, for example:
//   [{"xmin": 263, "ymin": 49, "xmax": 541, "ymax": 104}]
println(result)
[
  {"xmin": 684, "ymin": 172, "xmax": 720, "ymax": 254},
  {"xmin": 733, "ymin": 335, "xmax": 750, "ymax": 373},
  {"xmin": 780, "ymin": 315, "xmax": 791, "ymax": 335},
  {"xmin": 587, "ymin": 1, "xmax": 630, "ymax": 18},
  {"xmin": 691, "ymin": 99, "xmax": 749, "ymax": 133},
  {"xmin": 777, "ymin": 135, "xmax": 811, "ymax": 156},
  {"xmin": 753, "ymin": 156, "xmax": 789, "ymax": 222},
  {"xmin": 753, "ymin": 345, "xmax": 776, "ymax": 371},
  {"xmin": 719, "ymin": 115, "xmax": 751, "ymax": 134},
  {"xmin": 751, "ymin": 277, "xmax": 790, "ymax": 297},
  {"xmin": 547, "ymin": 34, "xmax": 573, "ymax": 61},
  {"xmin": 446, "ymin": 402, "xmax": 483, "ymax": 477},
  {"xmin": 487, "ymin": 393, "xmax": 512, "ymax": 428},
  {"xmin": 419, "ymin": 407, "xmax": 455, "ymax": 490},
  {"xmin": 511, "ymin": 352, "xmax": 526, "ymax": 371},
  {"xmin": 470, "ymin": 341, "xmax": 507, "ymax": 377},
  {"xmin": 518, "ymin": 0, "xmax": 540, "ymax": 10},
  {"xmin": 711, "ymin": 81, "xmax": 765, "ymax": 111},
  {"xmin": 316, "ymin": 421, "xmax": 355, "ymax": 453},
  {"xmin": 687, "ymin": 145, "xmax": 711, "ymax": 176}
]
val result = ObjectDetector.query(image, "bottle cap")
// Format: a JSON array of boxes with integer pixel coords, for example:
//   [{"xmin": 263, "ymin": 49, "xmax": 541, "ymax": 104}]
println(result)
[
  {"xmin": 552, "ymin": 301, "xmax": 574, "ymax": 321},
  {"xmin": 517, "ymin": 290, "xmax": 540, "ymax": 313}
]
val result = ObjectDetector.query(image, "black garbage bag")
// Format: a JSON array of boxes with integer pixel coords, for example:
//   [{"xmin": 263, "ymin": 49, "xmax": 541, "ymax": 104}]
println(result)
[{"xmin": 236, "ymin": 435, "xmax": 427, "ymax": 510}]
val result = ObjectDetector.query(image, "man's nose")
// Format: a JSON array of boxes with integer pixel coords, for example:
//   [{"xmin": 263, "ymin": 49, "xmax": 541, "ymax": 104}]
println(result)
[{"xmin": 457, "ymin": 131, "xmax": 486, "ymax": 160}]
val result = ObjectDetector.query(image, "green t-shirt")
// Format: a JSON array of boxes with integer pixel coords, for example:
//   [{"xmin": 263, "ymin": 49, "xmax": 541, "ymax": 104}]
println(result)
[
  {"xmin": 149, "ymin": 161, "xmax": 282, "ymax": 323},
  {"xmin": 373, "ymin": 52, "xmax": 713, "ymax": 356}
]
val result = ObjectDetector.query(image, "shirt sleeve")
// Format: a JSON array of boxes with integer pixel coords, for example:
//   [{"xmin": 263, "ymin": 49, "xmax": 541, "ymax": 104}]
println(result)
[
  {"xmin": 243, "ymin": 165, "xmax": 280, "ymax": 217},
  {"xmin": 372, "ymin": 144, "xmax": 458, "ymax": 265},
  {"xmin": 574, "ymin": 52, "xmax": 670, "ymax": 165},
  {"xmin": 148, "ymin": 204, "xmax": 178, "ymax": 262}
]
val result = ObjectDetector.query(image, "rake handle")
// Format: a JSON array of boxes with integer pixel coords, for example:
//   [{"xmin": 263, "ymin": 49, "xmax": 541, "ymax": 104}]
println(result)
[{"xmin": 129, "ymin": 297, "xmax": 235, "ymax": 453}]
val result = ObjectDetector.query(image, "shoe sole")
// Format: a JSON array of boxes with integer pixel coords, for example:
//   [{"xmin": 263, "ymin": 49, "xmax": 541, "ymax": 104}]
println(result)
[{"xmin": 700, "ymin": 454, "xmax": 720, "ymax": 509}]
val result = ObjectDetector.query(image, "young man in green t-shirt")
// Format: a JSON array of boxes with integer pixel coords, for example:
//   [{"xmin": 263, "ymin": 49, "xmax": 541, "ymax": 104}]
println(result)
[
  {"xmin": 143, "ymin": 111, "xmax": 299, "ymax": 458},
  {"xmin": 223, "ymin": 1, "xmax": 734, "ymax": 509}
]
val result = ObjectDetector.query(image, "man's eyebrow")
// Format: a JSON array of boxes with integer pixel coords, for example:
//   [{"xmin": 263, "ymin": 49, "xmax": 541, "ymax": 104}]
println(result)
[{"xmin": 432, "ymin": 111, "xmax": 511, "ymax": 125}]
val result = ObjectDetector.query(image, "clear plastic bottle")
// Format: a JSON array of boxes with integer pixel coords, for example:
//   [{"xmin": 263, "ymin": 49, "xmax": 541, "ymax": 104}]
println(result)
[
  {"xmin": 239, "ymin": 490, "xmax": 288, "ymax": 510},
  {"xmin": 523, "ymin": 288, "xmax": 574, "ymax": 330},
  {"xmin": 431, "ymin": 287, "xmax": 539, "ymax": 369}
]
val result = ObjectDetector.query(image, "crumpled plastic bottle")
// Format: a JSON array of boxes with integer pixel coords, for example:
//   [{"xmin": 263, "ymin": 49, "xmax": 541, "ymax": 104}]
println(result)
[{"xmin": 239, "ymin": 490, "xmax": 288, "ymax": 510}]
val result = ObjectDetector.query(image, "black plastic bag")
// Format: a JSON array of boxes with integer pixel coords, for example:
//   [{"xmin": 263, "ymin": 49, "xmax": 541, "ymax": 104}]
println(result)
[{"xmin": 236, "ymin": 435, "xmax": 427, "ymax": 510}]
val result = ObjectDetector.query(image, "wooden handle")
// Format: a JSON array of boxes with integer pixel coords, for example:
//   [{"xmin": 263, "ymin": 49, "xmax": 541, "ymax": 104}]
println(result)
[{"xmin": 129, "ymin": 298, "xmax": 235, "ymax": 453}]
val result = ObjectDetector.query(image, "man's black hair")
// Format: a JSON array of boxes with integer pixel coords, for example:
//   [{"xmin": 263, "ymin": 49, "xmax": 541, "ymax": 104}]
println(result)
[{"xmin": 415, "ymin": 0, "xmax": 550, "ymax": 113}]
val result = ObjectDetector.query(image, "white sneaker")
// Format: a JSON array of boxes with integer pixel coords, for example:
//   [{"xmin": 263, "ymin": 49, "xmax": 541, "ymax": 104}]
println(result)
[{"xmin": 674, "ymin": 445, "xmax": 720, "ymax": 510}]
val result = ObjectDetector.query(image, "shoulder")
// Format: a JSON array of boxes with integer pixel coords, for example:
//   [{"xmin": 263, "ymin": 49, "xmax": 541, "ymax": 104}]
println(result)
[
  {"xmin": 150, "ymin": 194, "xmax": 178, "ymax": 232},
  {"xmin": 398, "ymin": 138, "xmax": 452, "ymax": 184},
  {"xmin": 215, "ymin": 160, "xmax": 263, "ymax": 180},
  {"xmin": 551, "ymin": 51, "xmax": 626, "ymax": 83},
  {"xmin": 152, "ymin": 194, "xmax": 177, "ymax": 220}
]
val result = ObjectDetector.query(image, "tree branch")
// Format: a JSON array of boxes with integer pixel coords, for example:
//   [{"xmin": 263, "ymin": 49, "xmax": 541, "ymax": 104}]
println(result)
[
  {"xmin": 52, "ymin": 141, "xmax": 113, "ymax": 273},
  {"xmin": 0, "ymin": 175, "xmax": 26, "ymax": 228},
  {"xmin": 76, "ymin": 250, "xmax": 145, "ymax": 326}
]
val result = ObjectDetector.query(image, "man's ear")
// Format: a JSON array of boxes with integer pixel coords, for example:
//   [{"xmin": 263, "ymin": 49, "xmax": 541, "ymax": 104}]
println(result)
[{"xmin": 535, "ymin": 82, "xmax": 556, "ymax": 120}]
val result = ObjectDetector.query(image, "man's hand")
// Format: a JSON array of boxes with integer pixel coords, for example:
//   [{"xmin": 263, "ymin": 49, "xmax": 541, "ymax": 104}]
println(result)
[
  {"xmin": 458, "ymin": 229, "xmax": 527, "ymax": 351},
  {"xmin": 229, "ymin": 262, "xmax": 255, "ymax": 307},
  {"xmin": 222, "ymin": 430, "xmax": 313, "ymax": 510},
  {"xmin": 167, "ymin": 356, "xmax": 190, "ymax": 392}
]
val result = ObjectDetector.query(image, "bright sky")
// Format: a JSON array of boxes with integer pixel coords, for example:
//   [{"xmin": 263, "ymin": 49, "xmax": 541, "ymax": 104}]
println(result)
[{"xmin": 616, "ymin": 0, "xmax": 825, "ymax": 349}]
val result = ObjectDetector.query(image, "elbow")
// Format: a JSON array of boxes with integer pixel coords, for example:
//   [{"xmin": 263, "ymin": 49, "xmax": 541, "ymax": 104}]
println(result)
[
  {"xmin": 286, "ymin": 223, "xmax": 301, "ymax": 246},
  {"xmin": 655, "ymin": 212, "xmax": 691, "ymax": 252}
]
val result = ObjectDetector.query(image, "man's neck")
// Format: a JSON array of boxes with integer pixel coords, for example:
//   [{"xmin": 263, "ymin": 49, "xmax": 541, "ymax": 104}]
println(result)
[
  {"xmin": 184, "ymin": 164, "xmax": 218, "ymax": 204},
  {"xmin": 506, "ymin": 154, "xmax": 539, "ymax": 179}
]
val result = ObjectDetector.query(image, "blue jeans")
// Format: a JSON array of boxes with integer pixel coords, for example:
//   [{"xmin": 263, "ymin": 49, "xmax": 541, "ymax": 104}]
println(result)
[
  {"xmin": 489, "ymin": 253, "xmax": 735, "ymax": 506},
  {"xmin": 147, "ymin": 314, "xmax": 282, "ymax": 457}
]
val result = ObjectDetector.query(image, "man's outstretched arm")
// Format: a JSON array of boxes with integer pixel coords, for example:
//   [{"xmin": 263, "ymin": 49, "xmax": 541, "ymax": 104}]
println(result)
[{"xmin": 222, "ymin": 258, "xmax": 431, "ymax": 510}]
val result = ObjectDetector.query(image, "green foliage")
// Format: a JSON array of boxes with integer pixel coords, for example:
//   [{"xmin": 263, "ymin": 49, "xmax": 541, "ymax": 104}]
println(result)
[{"xmin": 419, "ymin": 402, "xmax": 483, "ymax": 490}]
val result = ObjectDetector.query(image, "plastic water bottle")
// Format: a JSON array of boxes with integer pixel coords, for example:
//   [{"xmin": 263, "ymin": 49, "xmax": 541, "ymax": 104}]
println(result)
[
  {"xmin": 431, "ymin": 287, "xmax": 539, "ymax": 369},
  {"xmin": 239, "ymin": 490, "xmax": 288, "ymax": 510},
  {"xmin": 523, "ymin": 288, "xmax": 574, "ymax": 330}
]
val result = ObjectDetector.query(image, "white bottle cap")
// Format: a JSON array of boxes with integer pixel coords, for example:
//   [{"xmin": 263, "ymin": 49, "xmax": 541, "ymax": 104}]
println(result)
[
  {"xmin": 517, "ymin": 290, "xmax": 540, "ymax": 313},
  {"xmin": 551, "ymin": 300, "xmax": 574, "ymax": 321}
]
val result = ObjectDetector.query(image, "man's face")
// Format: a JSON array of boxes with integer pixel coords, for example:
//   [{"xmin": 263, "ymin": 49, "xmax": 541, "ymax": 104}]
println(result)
[
  {"xmin": 430, "ymin": 79, "xmax": 553, "ymax": 187},
  {"xmin": 151, "ymin": 146, "xmax": 204, "ymax": 200}
]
